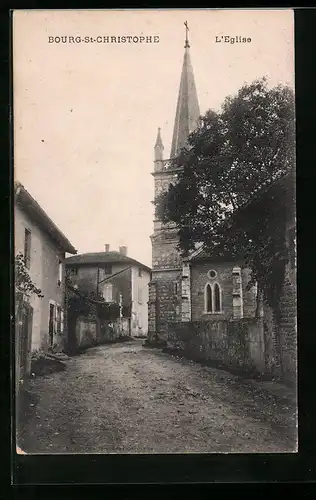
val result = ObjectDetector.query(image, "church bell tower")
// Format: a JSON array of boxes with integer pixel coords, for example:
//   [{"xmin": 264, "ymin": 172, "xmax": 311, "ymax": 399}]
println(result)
[{"xmin": 148, "ymin": 22, "xmax": 200, "ymax": 341}]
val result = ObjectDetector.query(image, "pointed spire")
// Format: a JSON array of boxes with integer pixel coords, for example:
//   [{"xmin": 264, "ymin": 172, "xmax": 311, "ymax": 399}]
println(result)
[
  {"xmin": 170, "ymin": 23, "xmax": 200, "ymax": 159},
  {"xmin": 155, "ymin": 127, "xmax": 163, "ymax": 149},
  {"xmin": 154, "ymin": 127, "xmax": 164, "ymax": 162}
]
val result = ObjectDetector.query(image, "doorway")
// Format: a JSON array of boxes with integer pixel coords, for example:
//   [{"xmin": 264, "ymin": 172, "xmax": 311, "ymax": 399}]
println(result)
[
  {"xmin": 16, "ymin": 299, "xmax": 33, "ymax": 383},
  {"xmin": 49, "ymin": 303, "xmax": 55, "ymax": 347}
]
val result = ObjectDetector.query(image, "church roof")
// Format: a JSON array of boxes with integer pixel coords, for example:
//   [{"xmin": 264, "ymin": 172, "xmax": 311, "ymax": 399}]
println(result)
[{"xmin": 170, "ymin": 27, "xmax": 200, "ymax": 159}]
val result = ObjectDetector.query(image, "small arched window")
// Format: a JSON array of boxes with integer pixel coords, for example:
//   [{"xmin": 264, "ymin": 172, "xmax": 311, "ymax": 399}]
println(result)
[
  {"xmin": 205, "ymin": 284, "xmax": 213, "ymax": 313},
  {"xmin": 214, "ymin": 283, "xmax": 221, "ymax": 312}
]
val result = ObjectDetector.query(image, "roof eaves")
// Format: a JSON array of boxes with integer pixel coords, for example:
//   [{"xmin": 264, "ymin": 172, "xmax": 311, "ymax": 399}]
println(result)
[
  {"xmin": 15, "ymin": 183, "xmax": 77, "ymax": 255},
  {"xmin": 65, "ymin": 253, "xmax": 151, "ymax": 272}
]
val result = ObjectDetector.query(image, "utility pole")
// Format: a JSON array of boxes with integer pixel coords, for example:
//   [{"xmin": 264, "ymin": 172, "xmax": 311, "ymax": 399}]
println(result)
[
  {"xmin": 119, "ymin": 293, "xmax": 123, "ymax": 334},
  {"xmin": 96, "ymin": 267, "xmax": 100, "ymax": 342},
  {"xmin": 96, "ymin": 267, "xmax": 100, "ymax": 297}
]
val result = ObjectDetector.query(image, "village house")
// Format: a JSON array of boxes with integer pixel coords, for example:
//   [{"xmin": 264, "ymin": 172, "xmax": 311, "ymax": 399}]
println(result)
[
  {"xmin": 65, "ymin": 245, "xmax": 151, "ymax": 347},
  {"xmin": 14, "ymin": 181, "xmax": 77, "ymax": 384},
  {"xmin": 147, "ymin": 29, "xmax": 296, "ymax": 382}
]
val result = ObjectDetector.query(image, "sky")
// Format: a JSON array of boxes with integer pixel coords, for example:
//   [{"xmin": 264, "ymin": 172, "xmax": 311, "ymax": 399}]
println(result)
[{"xmin": 13, "ymin": 9, "xmax": 294, "ymax": 268}]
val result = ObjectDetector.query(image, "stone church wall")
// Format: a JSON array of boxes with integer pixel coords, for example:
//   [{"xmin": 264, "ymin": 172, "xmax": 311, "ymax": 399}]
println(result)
[
  {"xmin": 152, "ymin": 271, "xmax": 181, "ymax": 338},
  {"xmin": 190, "ymin": 261, "xmax": 257, "ymax": 321},
  {"xmin": 151, "ymin": 233, "xmax": 182, "ymax": 271},
  {"xmin": 165, "ymin": 261, "xmax": 296, "ymax": 384}
]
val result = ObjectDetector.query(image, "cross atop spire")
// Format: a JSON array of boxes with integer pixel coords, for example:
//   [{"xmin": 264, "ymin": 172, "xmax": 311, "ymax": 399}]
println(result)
[{"xmin": 184, "ymin": 20, "xmax": 190, "ymax": 48}]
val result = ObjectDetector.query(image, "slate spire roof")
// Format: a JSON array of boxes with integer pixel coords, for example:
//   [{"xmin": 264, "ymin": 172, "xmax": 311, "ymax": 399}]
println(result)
[
  {"xmin": 155, "ymin": 127, "xmax": 164, "ymax": 149},
  {"xmin": 170, "ymin": 23, "xmax": 200, "ymax": 159}
]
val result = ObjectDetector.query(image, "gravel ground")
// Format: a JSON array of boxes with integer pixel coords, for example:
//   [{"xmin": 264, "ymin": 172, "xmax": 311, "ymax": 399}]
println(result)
[{"xmin": 17, "ymin": 339, "xmax": 297, "ymax": 454}]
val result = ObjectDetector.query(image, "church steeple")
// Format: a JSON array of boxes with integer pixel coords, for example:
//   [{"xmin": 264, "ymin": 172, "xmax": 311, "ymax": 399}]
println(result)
[
  {"xmin": 170, "ymin": 21, "xmax": 200, "ymax": 159},
  {"xmin": 154, "ymin": 127, "xmax": 164, "ymax": 158},
  {"xmin": 154, "ymin": 127, "xmax": 164, "ymax": 172}
]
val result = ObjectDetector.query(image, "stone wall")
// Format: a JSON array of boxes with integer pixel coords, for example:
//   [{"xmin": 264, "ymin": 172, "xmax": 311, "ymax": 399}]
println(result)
[
  {"xmin": 166, "ymin": 259, "xmax": 296, "ymax": 383},
  {"xmin": 76, "ymin": 317, "xmax": 97, "ymax": 348},
  {"xmin": 278, "ymin": 268, "xmax": 296, "ymax": 381},
  {"xmin": 166, "ymin": 318, "xmax": 266, "ymax": 375},
  {"xmin": 148, "ymin": 281, "xmax": 157, "ymax": 339},
  {"xmin": 262, "ymin": 263, "xmax": 297, "ymax": 382},
  {"xmin": 75, "ymin": 316, "xmax": 130, "ymax": 349}
]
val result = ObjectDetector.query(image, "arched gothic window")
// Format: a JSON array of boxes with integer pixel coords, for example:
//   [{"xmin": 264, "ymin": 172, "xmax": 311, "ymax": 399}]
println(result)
[
  {"xmin": 214, "ymin": 282, "xmax": 221, "ymax": 312},
  {"xmin": 205, "ymin": 284, "xmax": 212, "ymax": 313},
  {"xmin": 204, "ymin": 282, "xmax": 222, "ymax": 314}
]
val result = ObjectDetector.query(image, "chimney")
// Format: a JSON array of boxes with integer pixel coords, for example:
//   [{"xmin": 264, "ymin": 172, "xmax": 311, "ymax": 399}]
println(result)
[
  {"xmin": 104, "ymin": 244, "xmax": 110, "ymax": 253},
  {"xmin": 119, "ymin": 245, "xmax": 127, "ymax": 256}
]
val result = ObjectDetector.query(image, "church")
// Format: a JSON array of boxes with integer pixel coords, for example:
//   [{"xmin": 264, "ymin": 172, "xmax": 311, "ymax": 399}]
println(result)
[{"xmin": 147, "ymin": 26, "xmax": 258, "ymax": 344}]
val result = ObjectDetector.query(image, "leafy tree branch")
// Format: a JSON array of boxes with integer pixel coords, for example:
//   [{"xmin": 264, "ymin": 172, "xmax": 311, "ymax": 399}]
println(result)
[{"xmin": 15, "ymin": 252, "xmax": 44, "ymax": 298}]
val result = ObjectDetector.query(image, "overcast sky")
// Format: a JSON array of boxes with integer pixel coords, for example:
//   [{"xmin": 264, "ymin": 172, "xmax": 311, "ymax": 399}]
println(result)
[{"xmin": 14, "ymin": 9, "xmax": 294, "ymax": 267}]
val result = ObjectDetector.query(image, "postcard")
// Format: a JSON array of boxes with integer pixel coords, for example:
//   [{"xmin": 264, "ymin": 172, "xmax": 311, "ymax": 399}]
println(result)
[{"xmin": 13, "ymin": 9, "xmax": 296, "ymax": 455}]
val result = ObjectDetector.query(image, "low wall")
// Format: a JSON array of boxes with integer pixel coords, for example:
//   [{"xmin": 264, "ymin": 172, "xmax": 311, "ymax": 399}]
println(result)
[
  {"xmin": 166, "ymin": 318, "xmax": 266, "ymax": 376},
  {"xmin": 75, "ymin": 317, "xmax": 131, "ymax": 349},
  {"xmin": 76, "ymin": 318, "xmax": 97, "ymax": 348},
  {"xmin": 100, "ymin": 318, "xmax": 130, "ymax": 342}
]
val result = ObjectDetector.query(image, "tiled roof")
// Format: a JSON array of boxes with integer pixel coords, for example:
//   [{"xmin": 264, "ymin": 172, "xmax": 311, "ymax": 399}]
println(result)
[
  {"xmin": 65, "ymin": 251, "xmax": 151, "ymax": 272},
  {"xmin": 15, "ymin": 181, "xmax": 77, "ymax": 255}
]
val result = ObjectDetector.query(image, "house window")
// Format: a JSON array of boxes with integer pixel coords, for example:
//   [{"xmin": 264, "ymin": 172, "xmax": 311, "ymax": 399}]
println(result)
[
  {"xmin": 214, "ymin": 283, "xmax": 221, "ymax": 312},
  {"xmin": 24, "ymin": 228, "xmax": 31, "ymax": 269},
  {"xmin": 58, "ymin": 260, "xmax": 63, "ymax": 286},
  {"xmin": 205, "ymin": 284, "xmax": 213, "ymax": 313},
  {"xmin": 103, "ymin": 283, "xmax": 113, "ymax": 302},
  {"xmin": 138, "ymin": 268, "xmax": 142, "ymax": 277},
  {"xmin": 71, "ymin": 267, "xmax": 78, "ymax": 276},
  {"xmin": 102, "ymin": 264, "xmax": 112, "ymax": 275},
  {"xmin": 138, "ymin": 287, "xmax": 143, "ymax": 304},
  {"xmin": 173, "ymin": 282, "xmax": 179, "ymax": 295}
]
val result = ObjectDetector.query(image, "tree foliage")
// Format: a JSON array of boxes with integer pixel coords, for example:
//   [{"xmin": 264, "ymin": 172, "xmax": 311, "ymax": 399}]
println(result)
[
  {"xmin": 156, "ymin": 78, "xmax": 295, "ymax": 317},
  {"xmin": 15, "ymin": 252, "xmax": 44, "ymax": 298}
]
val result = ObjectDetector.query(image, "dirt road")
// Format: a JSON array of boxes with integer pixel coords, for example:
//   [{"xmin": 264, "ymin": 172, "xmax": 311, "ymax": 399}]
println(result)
[{"xmin": 18, "ymin": 340, "xmax": 297, "ymax": 454}]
